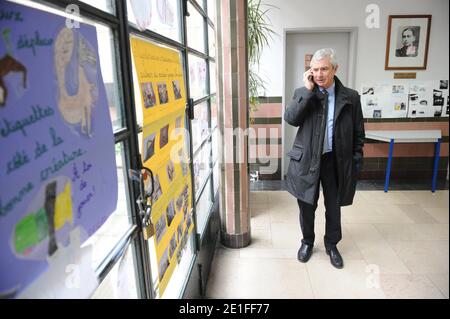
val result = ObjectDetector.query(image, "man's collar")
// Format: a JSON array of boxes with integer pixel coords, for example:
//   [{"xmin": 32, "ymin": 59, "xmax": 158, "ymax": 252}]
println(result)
[{"xmin": 319, "ymin": 81, "xmax": 335, "ymax": 96}]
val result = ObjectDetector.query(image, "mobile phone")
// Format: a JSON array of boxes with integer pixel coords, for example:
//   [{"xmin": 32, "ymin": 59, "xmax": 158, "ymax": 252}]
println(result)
[{"xmin": 308, "ymin": 74, "xmax": 317, "ymax": 88}]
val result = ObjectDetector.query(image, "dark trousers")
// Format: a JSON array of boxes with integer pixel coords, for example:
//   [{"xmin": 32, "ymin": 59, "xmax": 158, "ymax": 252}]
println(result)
[{"xmin": 297, "ymin": 152, "xmax": 342, "ymax": 251}]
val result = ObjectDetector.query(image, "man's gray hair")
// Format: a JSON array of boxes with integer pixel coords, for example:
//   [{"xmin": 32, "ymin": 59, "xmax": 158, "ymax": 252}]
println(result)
[{"xmin": 311, "ymin": 48, "xmax": 338, "ymax": 68}]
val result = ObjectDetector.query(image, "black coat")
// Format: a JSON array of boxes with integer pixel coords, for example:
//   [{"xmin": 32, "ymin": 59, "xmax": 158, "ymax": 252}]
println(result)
[{"xmin": 284, "ymin": 77, "xmax": 365, "ymax": 206}]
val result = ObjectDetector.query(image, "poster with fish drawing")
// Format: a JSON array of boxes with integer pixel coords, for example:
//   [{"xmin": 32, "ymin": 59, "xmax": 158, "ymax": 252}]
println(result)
[{"xmin": 0, "ymin": 2, "xmax": 117, "ymax": 298}]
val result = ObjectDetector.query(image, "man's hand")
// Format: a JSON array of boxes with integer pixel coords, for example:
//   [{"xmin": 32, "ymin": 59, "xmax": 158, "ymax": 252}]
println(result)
[{"xmin": 303, "ymin": 69, "xmax": 315, "ymax": 91}]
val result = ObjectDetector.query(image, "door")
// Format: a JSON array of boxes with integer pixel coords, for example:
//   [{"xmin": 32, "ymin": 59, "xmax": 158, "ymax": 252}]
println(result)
[{"xmin": 283, "ymin": 31, "xmax": 351, "ymax": 178}]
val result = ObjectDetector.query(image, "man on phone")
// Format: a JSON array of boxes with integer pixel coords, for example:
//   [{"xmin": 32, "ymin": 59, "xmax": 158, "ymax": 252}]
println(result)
[{"xmin": 284, "ymin": 48, "xmax": 365, "ymax": 269}]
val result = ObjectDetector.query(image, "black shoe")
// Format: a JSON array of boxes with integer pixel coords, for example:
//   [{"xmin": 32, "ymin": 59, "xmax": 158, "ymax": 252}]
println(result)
[
  {"xmin": 326, "ymin": 247, "xmax": 344, "ymax": 269},
  {"xmin": 297, "ymin": 243, "xmax": 313, "ymax": 263}
]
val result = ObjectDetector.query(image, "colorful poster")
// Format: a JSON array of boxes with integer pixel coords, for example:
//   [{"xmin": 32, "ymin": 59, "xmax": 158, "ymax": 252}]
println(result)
[
  {"xmin": 156, "ymin": 0, "xmax": 175, "ymax": 27},
  {"xmin": 0, "ymin": 3, "xmax": 117, "ymax": 297},
  {"xmin": 188, "ymin": 54, "xmax": 207, "ymax": 101},
  {"xmin": 128, "ymin": 0, "xmax": 178, "ymax": 40},
  {"xmin": 130, "ymin": 37, "xmax": 193, "ymax": 296},
  {"xmin": 129, "ymin": 0, "xmax": 153, "ymax": 31}
]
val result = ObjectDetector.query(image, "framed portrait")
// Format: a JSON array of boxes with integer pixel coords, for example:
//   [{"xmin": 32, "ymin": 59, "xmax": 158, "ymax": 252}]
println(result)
[{"xmin": 385, "ymin": 15, "xmax": 432, "ymax": 70}]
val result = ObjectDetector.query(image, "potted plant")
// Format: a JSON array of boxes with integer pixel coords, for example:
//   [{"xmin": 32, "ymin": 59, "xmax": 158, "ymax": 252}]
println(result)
[{"xmin": 248, "ymin": 0, "xmax": 277, "ymax": 121}]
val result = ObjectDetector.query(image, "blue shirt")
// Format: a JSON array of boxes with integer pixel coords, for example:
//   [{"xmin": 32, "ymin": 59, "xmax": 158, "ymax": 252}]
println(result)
[{"xmin": 320, "ymin": 82, "xmax": 335, "ymax": 153}]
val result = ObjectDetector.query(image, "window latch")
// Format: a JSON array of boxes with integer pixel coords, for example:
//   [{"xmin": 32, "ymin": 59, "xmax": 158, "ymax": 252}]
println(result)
[{"xmin": 187, "ymin": 98, "xmax": 194, "ymax": 120}]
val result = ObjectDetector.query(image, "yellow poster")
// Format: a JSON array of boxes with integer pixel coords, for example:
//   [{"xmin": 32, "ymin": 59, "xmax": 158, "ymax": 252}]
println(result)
[{"xmin": 130, "ymin": 37, "xmax": 195, "ymax": 296}]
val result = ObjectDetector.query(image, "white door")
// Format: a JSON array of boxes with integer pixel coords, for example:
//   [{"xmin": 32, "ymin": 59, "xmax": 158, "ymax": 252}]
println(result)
[{"xmin": 283, "ymin": 31, "xmax": 351, "ymax": 178}]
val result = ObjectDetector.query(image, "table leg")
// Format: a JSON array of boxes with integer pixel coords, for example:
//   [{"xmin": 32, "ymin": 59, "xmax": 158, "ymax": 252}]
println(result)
[
  {"xmin": 431, "ymin": 138, "xmax": 441, "ymax": 193},
  {"xmin": 384, "ymin": 139, "xmax": 394, "ymax": 193}
]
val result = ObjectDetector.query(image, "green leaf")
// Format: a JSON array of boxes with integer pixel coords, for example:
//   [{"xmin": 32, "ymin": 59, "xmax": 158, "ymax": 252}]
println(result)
[{"xmin": 248, "ymin": 0, "xmax": 278, "ymax": 102}]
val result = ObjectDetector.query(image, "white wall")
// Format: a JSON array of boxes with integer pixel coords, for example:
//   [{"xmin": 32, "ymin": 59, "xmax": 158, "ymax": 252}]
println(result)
[{"xmin": 259, "ymin": 0, "xmax": 449, "ymax": 97}]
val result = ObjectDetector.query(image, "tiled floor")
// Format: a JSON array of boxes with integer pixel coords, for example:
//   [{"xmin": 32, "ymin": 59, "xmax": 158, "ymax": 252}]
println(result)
[
  {"xmin": 250, "ymin": 179, "xmax": 449, "ymax": 191},
  {"xmin": 205, "ymin": 190, "xmax": 449, "ymax": 299}
]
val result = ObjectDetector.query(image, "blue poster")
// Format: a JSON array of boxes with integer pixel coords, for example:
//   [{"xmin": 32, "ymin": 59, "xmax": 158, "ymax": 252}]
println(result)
[{"xmin": 0, "ymin": 2, "xmax": 117, "ymax": 297}]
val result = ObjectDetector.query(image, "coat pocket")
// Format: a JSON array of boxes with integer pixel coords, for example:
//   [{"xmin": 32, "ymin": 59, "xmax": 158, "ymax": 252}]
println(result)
[
  {"xmin": 286, "ymin": 146, "xmax": 308, "ymax": 176},
  {"xmin": 287, "ymin": 147, "xmax": 303, "ymax": 161}
]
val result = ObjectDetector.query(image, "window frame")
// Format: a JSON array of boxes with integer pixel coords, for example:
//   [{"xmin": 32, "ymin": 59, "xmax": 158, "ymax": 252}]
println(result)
[{"xmin": 37, "ymin": 0, "xmax": 219, "ymax": 299}]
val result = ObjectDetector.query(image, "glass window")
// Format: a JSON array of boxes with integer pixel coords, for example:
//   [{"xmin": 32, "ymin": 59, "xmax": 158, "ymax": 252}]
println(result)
[
  {"xmin": 208, "ymin": 25, "xmax": 216, "ymax": 58},
  {"xmin": 8, "ymin": 0, "xmax": 223, "ymax": 301},
  {"xmin": 80, "ymin": 0, "xmax": 115, "ymax": 14},
  {"xmin": 196, "ymin": 179, "xmax": 212, "ymax": 235},
  {"xmin": 193, "ymin": 0, "xmax": 205, "ymax": 11},
  {"xmin": 137, "ymin": 131, "xmax": 143, "ymax": 150},
  {"xmin": 188, "ymin": 54, "xmax": 208, "ymax": 101},
  {"xmin": 211, "ymin": 95, "xmax": 217, "ymax": 129},
  {"xmin": 193, "ymin": 141, "xmax": 211, "ymax": 196},
  {"xmin": 192, "ymin": 102, "xmax": 209, "ymax": 153},
  {"xmin": 209, "ymin": 61, "xmax": 216, "ymax": 94},
  {"xmin": 82, "ymin": 143, "xmax": 132, "ymax": 269},
  {"xmin": 131, "ymin": 55, "xmax": 144, "ymax": 128},
  {"xmin": 213, "ymin": 161, "xmax": 219, "ymax": 196},
  {"xmin": 207, "ymin": 0, "xmax": 216, "ymax": 23},
  {"xmin": 96, "ymin": 25, "xmax": 125, "ymax": 131},
  {"xmin": 127, "ymin": 0, "xmax": 181, "ymax": 43},
  {"xmin": 91, "ymin": 244, "xmax": 139, "ymax": 298},
  {"xmin": 186, "ymin": 2, "xmax": 205, "ymax": 53},
  {"xmin": 212, "ymin": 128, "xmax": 218, "ymax": 164}
]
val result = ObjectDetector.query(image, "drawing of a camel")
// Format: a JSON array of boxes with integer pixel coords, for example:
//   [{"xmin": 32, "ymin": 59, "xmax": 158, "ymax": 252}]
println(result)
[
  {"xmin": 54, "ymin": 28, "xmax": 97, "ymax": 137},
  {"xmin": 0, "ymin": 28, "xmax": 27, "ymax": 107},
  {"xmin": 0, "ymin": 55, "xmax": 27, "ymax": 107}
]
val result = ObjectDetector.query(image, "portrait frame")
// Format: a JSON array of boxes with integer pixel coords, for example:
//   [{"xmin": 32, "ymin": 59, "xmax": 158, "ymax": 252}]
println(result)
[{"xmin": 385, "ymin": 15, "xmax": 432, "ymax": 70}]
